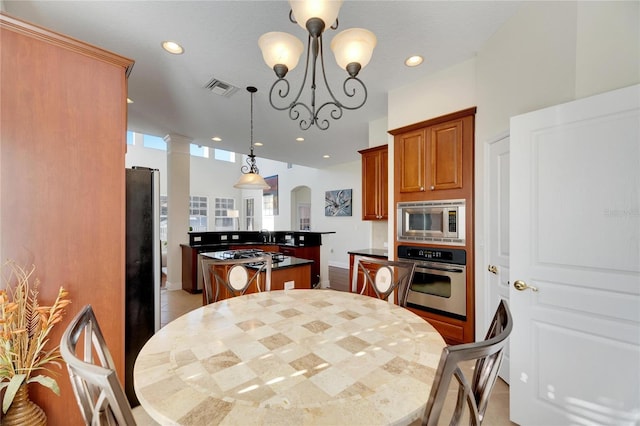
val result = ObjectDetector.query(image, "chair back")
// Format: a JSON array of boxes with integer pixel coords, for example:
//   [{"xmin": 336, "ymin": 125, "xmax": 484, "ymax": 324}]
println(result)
[
  {"xmin": 201, "ymin": 255, "xmax": 272, "ymax": 304},
  {"xmin": 351, "ymin": 255, "xmax": 416, "ymax": 306},
  {"xmin": 422, "ymin": 300, "xmax": 513, "ymax": 426},
  {"xmin": 60, "ymin": 305, "xmax": 136, "ymax": 426}
]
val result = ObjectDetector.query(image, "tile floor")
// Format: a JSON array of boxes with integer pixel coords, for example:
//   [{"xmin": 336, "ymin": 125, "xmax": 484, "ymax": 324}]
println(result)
[{"xmin": 159, "ymin": 288, "xmax": 515, "ymax": 425}]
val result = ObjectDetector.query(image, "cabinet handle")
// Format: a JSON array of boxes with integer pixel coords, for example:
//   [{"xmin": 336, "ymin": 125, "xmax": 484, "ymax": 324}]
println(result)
[
  {"xmin": 430, "ymin": 185, "xmax": 435, "ymax": 191},
  {"xmin": 420, "ymin": 186, "xmax": 424, "ymax": 191}
]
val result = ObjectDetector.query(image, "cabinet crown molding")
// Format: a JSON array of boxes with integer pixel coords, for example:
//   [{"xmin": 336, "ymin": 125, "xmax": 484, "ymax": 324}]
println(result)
[{"xmin": 388, "ymin": 107, "xmax": 477, "ymax": 136}]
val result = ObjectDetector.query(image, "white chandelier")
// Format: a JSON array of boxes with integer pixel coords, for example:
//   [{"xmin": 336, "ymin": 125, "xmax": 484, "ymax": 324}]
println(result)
[{"xmin": 258, "ymin": 0, "xmax": 376, "ymax": 131}]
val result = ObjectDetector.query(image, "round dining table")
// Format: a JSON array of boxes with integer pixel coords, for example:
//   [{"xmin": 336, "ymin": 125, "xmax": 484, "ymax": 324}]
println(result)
[{"xmin": 134, "ymin": 289, "xmax": 446, "ymax": 425}]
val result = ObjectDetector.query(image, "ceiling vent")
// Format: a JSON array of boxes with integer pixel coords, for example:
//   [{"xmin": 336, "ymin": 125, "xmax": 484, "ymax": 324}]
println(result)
[{"xmin": 204, "ymin": 78, "xmax": 239, "ymax": 97}]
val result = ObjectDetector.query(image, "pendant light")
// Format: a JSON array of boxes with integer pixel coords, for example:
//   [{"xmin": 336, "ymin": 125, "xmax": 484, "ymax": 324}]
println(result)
[{"xmin": 233, "ymin": 86, "xmax": 270, "ymax": 190}]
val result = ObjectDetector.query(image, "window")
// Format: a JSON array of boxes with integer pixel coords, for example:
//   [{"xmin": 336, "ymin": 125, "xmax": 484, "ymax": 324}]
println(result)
[
  {"xmin": 244, "ymin": 198, "xmax": 255, "ymax": 231},
  {"xmin": 159, "ymin": 195, "xmax": 208, "ymax": 234},
  {"xmin": 214, "ymin": 149, "xmax": 235, "ymax": 163},
  {"xmin": 160, "ymin": 195, "xmax": 168, "ymax": 241},
  {"xmin": 214, "ymin": 197, "xmax": 235, "ymax": 231},
  {"xmin": 190, "ymin": 196, "xmax": 208, "ymax": 232},
  {"xmin": 126, "ymin": 131, "xmax": 134, "ymax": 145},
  {"xmin": 143, "ymin": 134, "xmax": 167, "ymax": 151},
  {"xmin": 190, "ymin": 144, "xmax": 208, "ymax": 158},
  {"xmin": 298, "ymin": 203, "xmax": 311, "ymax": 231},
  {"xmin": 263, "ymin": 195, "xmax": 276, "ymax": 216},
  {"xmin": 160, "ymin": 195, "xmax": 208, "ymax": 233}
]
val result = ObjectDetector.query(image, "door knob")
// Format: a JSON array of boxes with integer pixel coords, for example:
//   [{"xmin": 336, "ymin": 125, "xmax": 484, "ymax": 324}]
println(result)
[
  {"xmin": 488, "ymin": 265, "xmax": 498, "ymax": 274},
  {"xmin": 514, "ymin": 280, "xmax": 538, "ymax": 292}
]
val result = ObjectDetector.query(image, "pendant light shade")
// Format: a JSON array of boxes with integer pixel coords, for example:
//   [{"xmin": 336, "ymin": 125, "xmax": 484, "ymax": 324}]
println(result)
[
  {"xmin": 233, "ymin": 86, "xmax": 270, "ymax": 190},
  {"xmin": 234, "ymin": 172, "xmax": 270, "ymax": 190}
]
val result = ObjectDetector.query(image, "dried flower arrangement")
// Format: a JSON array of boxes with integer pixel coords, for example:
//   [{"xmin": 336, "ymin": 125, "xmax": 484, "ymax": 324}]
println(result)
[{"xmin": 0, "ymin": 260, "xmax": 71, "ymax": 413}]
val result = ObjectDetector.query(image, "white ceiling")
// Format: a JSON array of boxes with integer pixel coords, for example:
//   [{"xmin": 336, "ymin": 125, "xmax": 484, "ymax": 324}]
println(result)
[{"xmin": 3, "ymin": 1, "xmax": 522, "ymax": 169}]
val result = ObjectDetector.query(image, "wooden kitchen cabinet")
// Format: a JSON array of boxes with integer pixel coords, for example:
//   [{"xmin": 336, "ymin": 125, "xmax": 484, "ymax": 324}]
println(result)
[
  {"xmin": 359, "ymin": 145, "xmax": 388, "ymax": 220},
  {"xmin": 390, "ymin": 107, "xmax": 475, "ymax": 201},
  {"xmin": 428, "ymin": 118, "xmax": 464, "ymax": 191},
  {"xmin": 396, "ymin": 130, "xmax": 426, "ymax": 193},
  {"xmin": 207, "ymin": 262, "xmax": 311, "ymax": 302},
  {"xmin": 390, "ymin": 107, "xmax": 477, "ymax": 344},
  {"xmin": 1, "ymin": 13, "xmax": 133, "ymax": 424},
  {"xmin": 279, "ymin": 245, "xmax": 320, "ymax": 287}
]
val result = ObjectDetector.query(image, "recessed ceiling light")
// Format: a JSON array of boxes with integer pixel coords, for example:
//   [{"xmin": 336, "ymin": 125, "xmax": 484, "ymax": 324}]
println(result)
[
  {"xmin": 296, "ymin": 137, "xmax": 304, "ymax": 142},
  {"xmin": 254, "ymin": 142, "xmax": 263, "ymax": 147},
  {"xmin": 126, "ymin": 98, "xmax": 133, "ymax": 104},
  {"xmin": 405, "ymin": 55, "xmax": 424, "ymax": 67},
  {"xmin": 162, "ymin": 40, "xmax": 184, "ymax": 55},
  {"xmin": 211, "ymin": 136, "xmax": 222, "ymax": 142},
  {"xmin": 323, "ymin": 155, "xmax": 330, "ymax": 159}
]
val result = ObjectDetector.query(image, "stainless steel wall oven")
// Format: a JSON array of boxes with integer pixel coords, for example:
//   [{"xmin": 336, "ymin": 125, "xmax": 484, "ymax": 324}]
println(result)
[{"xmin": 397, "ymin": 245, "xmax": 467, "ymax": 319}]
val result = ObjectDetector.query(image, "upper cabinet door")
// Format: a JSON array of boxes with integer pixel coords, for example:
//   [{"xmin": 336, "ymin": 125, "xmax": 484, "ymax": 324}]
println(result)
[
  {"xmin": 397, "ymin": 130, "xmax": 426, "ymax": 193},
  {"xmin": 428, "ymin": 118, "xmax": 463, "ymax": 191},
  {"xmin": 360, "ymin": 145, "xmax": 388, "ymax": 220}
]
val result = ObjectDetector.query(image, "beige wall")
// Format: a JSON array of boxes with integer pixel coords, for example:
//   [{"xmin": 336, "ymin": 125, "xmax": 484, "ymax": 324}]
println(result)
[{"xmin": 387, "ymin": 1, "xmax": 640, "ymax": 335}]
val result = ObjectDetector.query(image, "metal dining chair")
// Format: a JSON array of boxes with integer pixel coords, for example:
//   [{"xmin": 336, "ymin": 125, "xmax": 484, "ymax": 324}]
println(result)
[
  {"xmin": 201, "ymin": 255, "xmax": 272, "ymax": 304},
  {"xmin": 422, "ymin": 300, "xmax": 513, "ymax": 426},
  {"xmin": 60, "ymin": 304, "xmax": 137, "ymax": 426},
  {"xmin": 351, "ymin": 255, "xmax": 416, "ymax": 306}
]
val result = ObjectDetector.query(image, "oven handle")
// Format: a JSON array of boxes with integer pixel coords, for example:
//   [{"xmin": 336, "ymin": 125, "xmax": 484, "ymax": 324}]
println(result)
[{"xmin": 416, "ymin": 265, "xmax": 465, "ymax": 274}]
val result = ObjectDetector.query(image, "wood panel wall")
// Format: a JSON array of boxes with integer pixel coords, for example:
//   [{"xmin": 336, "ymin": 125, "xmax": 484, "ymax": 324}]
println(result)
[{"xmin": 0, "ymin": 13, "xmax": 133, "ymax": 424}]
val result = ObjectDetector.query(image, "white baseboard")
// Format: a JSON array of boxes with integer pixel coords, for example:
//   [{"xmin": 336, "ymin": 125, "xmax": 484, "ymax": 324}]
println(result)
[
  {"xmin": 328, "ymin": 260, "xmax": 350, "ymax": 269},
  {"xmin": 165, "ymin": 280, "xmax": 182, "ymax": 291}
]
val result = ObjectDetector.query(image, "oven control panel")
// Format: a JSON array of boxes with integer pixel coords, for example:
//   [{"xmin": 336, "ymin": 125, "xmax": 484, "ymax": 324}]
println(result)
[{"xmin": 397, "ymin": 245, "xmax": 466, "ymax": 265}]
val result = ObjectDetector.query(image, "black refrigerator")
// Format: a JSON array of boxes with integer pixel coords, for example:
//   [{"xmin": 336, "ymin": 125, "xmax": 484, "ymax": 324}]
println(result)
[{"xmin": 125, "ymin": 167, "xmax": 161, "ymax": 407}]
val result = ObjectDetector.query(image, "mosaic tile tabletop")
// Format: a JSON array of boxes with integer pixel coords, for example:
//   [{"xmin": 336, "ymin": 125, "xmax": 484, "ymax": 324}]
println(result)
[{"xmin": 134, "ymin": 289, "xmax": 445, "ymax": 425}]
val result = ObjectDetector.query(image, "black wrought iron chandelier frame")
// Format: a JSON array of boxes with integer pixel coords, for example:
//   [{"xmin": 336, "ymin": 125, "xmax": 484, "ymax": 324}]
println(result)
[{"xmin": 266, "ymin": 15, "xmax": 368, "ymax": 131}]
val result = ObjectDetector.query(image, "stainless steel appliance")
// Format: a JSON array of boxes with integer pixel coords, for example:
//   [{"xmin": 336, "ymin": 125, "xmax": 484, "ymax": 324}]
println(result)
[
  {"xmin": 397, "ymin": 245, "xmax": 467, "ymax": 319},
  {"xmin": 125, "ymin": 167, "xmax": 161, "ymax": 406},
  {"xmin": 220, "ymin": 249, "xmax": 285, "ymax": 264},
  {"xmin": 397, "ymin": 199, "xmax": 465, "ymax": 245}
]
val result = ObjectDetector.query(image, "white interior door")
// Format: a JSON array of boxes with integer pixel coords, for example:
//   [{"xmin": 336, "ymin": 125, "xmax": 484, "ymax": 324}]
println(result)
[
  {"xmin": 485, "ymin": 132, "xmax": 511, "ymax": 383},
  {"xmin": 509, "ymin": 84, "xmax": 640, "ymax": 425}
]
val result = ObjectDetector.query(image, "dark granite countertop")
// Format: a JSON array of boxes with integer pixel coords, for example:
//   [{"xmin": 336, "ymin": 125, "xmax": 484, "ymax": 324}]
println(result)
[
  {"xmin": 347, "ymin": 248, "xmax": 389, "ymax": 258},
  {"xmin": 201, "ymin": 251, "xmax": 314, "ymax": 270}
]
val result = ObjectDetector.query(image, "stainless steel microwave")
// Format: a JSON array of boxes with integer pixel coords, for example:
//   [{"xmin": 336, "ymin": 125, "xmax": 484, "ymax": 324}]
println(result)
[{"xmin": 397, "ymin": 200, "xmax": 466, "ymax": 245}]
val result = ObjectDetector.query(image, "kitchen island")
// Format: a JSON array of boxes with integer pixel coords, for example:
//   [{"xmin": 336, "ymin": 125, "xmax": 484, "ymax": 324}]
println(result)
[
  {"xmin": 200, "ymin": 249, "xmax": 313, "ymax": 302},
  {"xmin": 182, "ymin": 231, "xmax": 334, "ymax": 293}
]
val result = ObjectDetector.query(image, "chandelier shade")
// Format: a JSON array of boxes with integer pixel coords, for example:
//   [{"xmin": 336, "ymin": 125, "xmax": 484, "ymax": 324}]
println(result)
[
  {"xmin": 330, "ymin": 28, "xmax": 377, "ymax": 71},
  {"xmin": 289, "ymin": 0, "xmax": 342, "ymax": 31},
  {"xmin": 233, "ymin": 86, "xmax": 270, "ymax": 190},
  {"xmin": 258, "ymin": 0, "xmax": 375, "ymax": 131},
  {"xmin": 258, "ymin": 32, "xmax": 304, "ymax": 72}
]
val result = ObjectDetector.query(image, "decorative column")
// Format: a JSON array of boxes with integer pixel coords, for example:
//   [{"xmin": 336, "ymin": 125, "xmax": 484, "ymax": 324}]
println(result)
[{"xmin": 164, "ymin": 134, "xmax": 191, "ymax": 290}]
